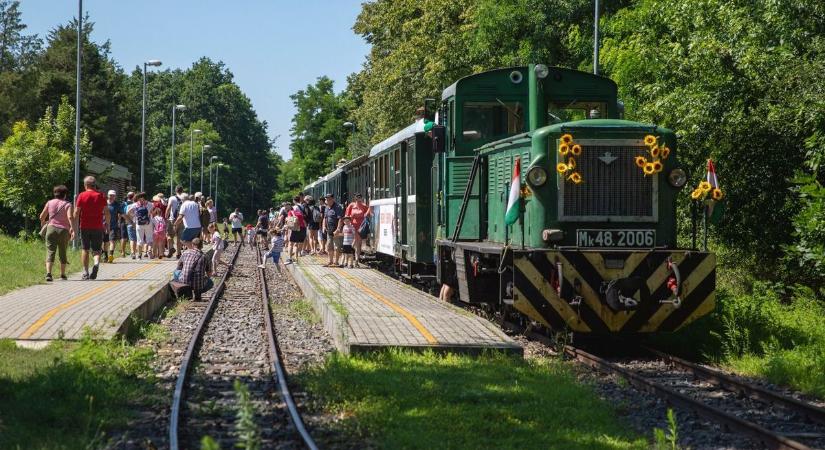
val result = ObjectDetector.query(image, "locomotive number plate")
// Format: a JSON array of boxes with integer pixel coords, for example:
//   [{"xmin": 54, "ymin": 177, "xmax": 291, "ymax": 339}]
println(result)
[{"xmin": 576, "ymin": 229, "xmax": 655, "ymax": 248}]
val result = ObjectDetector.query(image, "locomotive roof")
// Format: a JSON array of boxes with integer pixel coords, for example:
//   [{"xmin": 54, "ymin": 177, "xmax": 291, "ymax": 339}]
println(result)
[
  {"xmin": 369, "ymin": 119, "xmax": 427, "ymax": 157},
  {"xmin": 441, "ymin": 65, "xmax": 616, "ymax": 100}
]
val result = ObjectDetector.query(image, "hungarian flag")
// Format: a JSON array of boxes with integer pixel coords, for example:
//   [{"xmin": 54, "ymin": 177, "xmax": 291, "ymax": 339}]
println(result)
[
  {"xmin": 706, "ymin": 159, "xmax": 719, "ymax": 190},
  {"xmin": 505, "ymin": 157, "xmax": 521, "ymax": 225}
]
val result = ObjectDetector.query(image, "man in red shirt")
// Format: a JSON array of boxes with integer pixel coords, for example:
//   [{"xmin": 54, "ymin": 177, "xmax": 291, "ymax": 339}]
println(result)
[{"xmin": 75, "ymin": 176, "xmax": 109, "ymax": 280}]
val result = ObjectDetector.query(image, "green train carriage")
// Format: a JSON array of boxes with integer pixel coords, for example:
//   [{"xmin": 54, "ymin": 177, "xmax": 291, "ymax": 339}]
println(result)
[{"xmin": 433, "ymin": 65, "xmax": 716, "ymax": 334}]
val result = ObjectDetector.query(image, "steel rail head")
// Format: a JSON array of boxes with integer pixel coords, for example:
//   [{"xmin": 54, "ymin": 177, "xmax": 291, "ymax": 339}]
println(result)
[
  {"xmin": 564, "ymin": 346, "xmax": 814, "ymax": 450},
  {"xmin": 641, "ymin": 345, "xmax": 825, "ymax": 428},
  {"xmin": 169, "ymin": 244, "xmax": 243, "ymax": 450},
  {"xmin": 255, "ymin": 243, "xmax": 320, "ymax": 450}
]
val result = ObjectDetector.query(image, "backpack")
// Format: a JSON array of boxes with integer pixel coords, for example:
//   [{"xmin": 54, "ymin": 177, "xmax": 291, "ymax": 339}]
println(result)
[
  {"xmin": 171, "ymin": 195, "xmax": 181, "ymax": 219},
  {"xmin": 153, "ymin": 217, "xmax": 167, "ymax": 234},
  {"xmin": 312, "ymin": 206, "xmax": 322, "ymax": 224},
  {"xmin": 136, "ymin": 204, "xmax": 150, "ymax": 225},
  {"xmin": 285, "ymin": 215, "xmax": 299, "ymax": 231}
]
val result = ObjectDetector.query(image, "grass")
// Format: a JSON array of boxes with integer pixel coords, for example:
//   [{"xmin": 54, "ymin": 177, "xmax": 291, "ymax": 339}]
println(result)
[
  {"xmin": 300, "ymin": 350, "xmax": 647, "ymax": 450},
  {"xmin": 0, "ymin": 233, "xmax": 82, "ymax": 295},
  {"xmin": 0, "ymin": 331, "xmax": 158, "ymax": 449},
  {"xmin": 290, "ymin": 298, "xmax": 320, "ymax": 324}
]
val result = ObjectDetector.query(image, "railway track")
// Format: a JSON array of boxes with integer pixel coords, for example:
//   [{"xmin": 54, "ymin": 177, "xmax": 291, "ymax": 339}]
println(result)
[
  {"xmin": 168, "ymin": 243, "xmax": 318, "ymax": 450},
  {"xmin": 566, "ymin": 345, "xmax": 825, "ymax": 450}
]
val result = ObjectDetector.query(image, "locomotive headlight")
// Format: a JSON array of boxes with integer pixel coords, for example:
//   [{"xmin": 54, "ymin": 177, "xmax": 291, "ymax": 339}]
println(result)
[
  {"xmin": 668, "ymin": 168, "xmax": 687, "ymax": 188},
  {"xmin": 534, "ymin": 64, "xmax": 550, "ymax": 79},
  {"xmin": 527, "ymin": 166, "xmax": 548, "ymax": 187}
]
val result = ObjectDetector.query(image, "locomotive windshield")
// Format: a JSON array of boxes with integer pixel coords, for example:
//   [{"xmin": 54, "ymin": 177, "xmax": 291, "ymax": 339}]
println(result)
[
  {"xmin": 547, "ymin": 100, "xmax": 608, "ymax": 123},
  {"xmin": 461, "ymin": 100, "xmax": 524, "ymax": 142}
]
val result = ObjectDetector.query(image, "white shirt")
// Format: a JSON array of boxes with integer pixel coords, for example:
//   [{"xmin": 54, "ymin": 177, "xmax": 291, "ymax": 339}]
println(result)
[
  {"xmin": 167, "ymin": 195, "xmax": 180, "ymax": 221},
  {"xmin": 212, "ymin": 231, "xmax": 222, "ymax": 247},
  {"xmin": 179, "ymin": 200, "xmax": 201, "ymax": 229},
  {"xmin": 230, "ymin": 212, "xmax": 243, "ymax": 228}
]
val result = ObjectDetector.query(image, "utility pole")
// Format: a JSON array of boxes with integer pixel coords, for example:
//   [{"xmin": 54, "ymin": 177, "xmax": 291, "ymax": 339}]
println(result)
[
  {"xmin": 594, "ymin": 0, "xmax": 600, "ymax": 75},
  {"xmin": 72, "ymin": 0, "xmax": 82, "ymax": 248}
]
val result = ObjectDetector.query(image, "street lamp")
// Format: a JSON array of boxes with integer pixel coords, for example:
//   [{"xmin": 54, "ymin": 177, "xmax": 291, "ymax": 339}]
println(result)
[
  {"xmin": 189, "ymin": 128, "xmax": 202, "ymax": 193},
  {"xmin": 343, "ymin": 121, "xmax": 355, "ymax": 131},
  {"xmin": 209, "ymin": 155, "xmax": 219, "ymax": 198},
  {"xmin": 324, "ymin": 139, "xmax": 335, "ymax": 170},
  {"xmin": 170, "ymin": 104, "xmax": 186, "ymax": 195},
  {"xmin": 140, "ymin": 59, "xmax": 162, "ymax": 192},
  {"xmin": 214, "ymin": 162, "xmax": 224, "ymax": 213},
  {"xmin": 200, "ymin": 144, "xmax": 211, "ymax": 194},
  {"xmin": 72, "ymin": 0, "xmax": 82, "ymax": 249}
]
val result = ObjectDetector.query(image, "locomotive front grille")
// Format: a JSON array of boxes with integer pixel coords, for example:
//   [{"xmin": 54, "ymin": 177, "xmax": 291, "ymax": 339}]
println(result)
[{"xmin": 558, "ymin": 139, "xmax": 657, "ymax": 222}]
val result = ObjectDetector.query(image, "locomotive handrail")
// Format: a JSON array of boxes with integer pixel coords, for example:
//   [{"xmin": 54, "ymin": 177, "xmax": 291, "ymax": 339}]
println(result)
[{"xmin": 451, "ymin": 152, "xmax": 482, "ymax": 243}]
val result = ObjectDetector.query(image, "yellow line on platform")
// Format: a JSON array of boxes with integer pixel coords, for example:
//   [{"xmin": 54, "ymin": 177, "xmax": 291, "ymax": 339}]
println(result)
[
  {"xmin": 331, "ymin": 267, "xmax": 438, "ymax": 345},
  {"xmin": 19, "ymin": 262, "xmax": 161, "ymax": 339}
]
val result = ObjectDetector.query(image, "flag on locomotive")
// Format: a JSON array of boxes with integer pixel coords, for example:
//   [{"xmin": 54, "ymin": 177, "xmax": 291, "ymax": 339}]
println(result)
[
  {"xmin": 504, "ymin": 157, "xmax": 521, "ymax": 225},
  {"xmin": 691, "ymin": 158, "xmax": 724, "ymax": 222}
]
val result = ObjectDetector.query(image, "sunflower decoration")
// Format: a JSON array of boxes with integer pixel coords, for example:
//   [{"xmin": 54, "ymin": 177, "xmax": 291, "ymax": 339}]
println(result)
[
  {"xmin": 558, "ymin": 133, "xmax": 584, "ymax": 184},
  {"xmin": 691, "ymin": 188, "xmax": 704, "ymax": 200},
  {"xmin": 711, "ymin": 188, "xmax": 724, "ymax": 201},
  {"xmin": 690, "ymin": 159, "xmax": 725, "ymax": 202},
  {"xmin": 643, "ymin": 162, "xmax": 656, "ymax": 175},
  {"xmin": 649, "ymin": 146, "xmax": 661, "ymax": 158},
  {"xmin": 520, "ymin": 184, "xmax": 533, "ymax": 198},
  {"xmin": 644, "ymin": 135, "xmax": 657, "ymax": 146},
  {"xmin": 638, "ymin": 134, "xmax": 668, "ymax": 176},
  {"xmin": 635, "ymin": 156, "xmax": 648, "ymax": 168},
  {"xmin": 698, "ymin": 181, "xmax": 712, "ymax": 193},
  {"xmin": 661, "ymin": 146, "xmax": 671, "ymax": 159}
]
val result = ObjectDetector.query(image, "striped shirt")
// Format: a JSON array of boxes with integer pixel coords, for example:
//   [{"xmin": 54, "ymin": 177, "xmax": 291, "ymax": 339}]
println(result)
[
  {"xmin": 270, "ymin": 235, "xmax": 284, "ymax": 253},
  {"xmin": 342, "ymin": 224, "xmax": 355, "ymax": 246}
]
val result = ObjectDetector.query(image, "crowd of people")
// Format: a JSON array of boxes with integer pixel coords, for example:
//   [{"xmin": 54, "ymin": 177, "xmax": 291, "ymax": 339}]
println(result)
[{"xmin": 39, "ymin": 177, "xmax": 372, "ymax": 299}]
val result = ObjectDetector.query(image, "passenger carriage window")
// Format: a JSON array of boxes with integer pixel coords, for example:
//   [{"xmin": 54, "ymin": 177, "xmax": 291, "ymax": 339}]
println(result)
[{"xmin": 461, "ymin": 101, "xmax": 524, "ymax": 142}]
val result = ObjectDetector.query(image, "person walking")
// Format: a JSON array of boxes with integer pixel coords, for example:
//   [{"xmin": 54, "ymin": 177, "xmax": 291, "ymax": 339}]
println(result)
[
  {"xmin": 258, "ymin": 228, "xmax": 285, "ymax": 272},
  {"xmin": 229, "ymin": 208, "xmax": 244, "ymax": 244},
  {"xmin": 104, "ymin": 190, "xmax": 122, "ymax": 263},
  {"xmin": 129, "ymin": 192, "xmax": 153, "ymax": 259},
  {"xmin": 317, "ymin": 201, "xmax": 327, "ymax": 256},
  {"xmin": 207, "ymin": 222, "xmax": 228, "ymax": 276},
  {"xmin": 175, "ymin": 193, "xmax": 202, "ymax": 248},
  {"xmin": 175, "ymin": 237, "xmax": 213, "ymax": 300},
  {"xmin": 166, "ymin": 186, "xmax": 184, "ymax": 258},
  {"xmin": 207, "ymin": 199, "xmax": 217, "ymax": 228},
  {"xmin": 256, "ymin": 209, "xmax": 270, "ymax": 248},
  {"xmin": 39, "ymin": 185, "xmax": 75, "ymax": 281},
  {"xmin": 151, "ymin": 207, "xmax": 167, "ymax": 259},
  {"xmin": 74, "ymin": 176, "xmax": 108, "ymax": 280},
  {"xmin": 305, "ymin": 196, "xmax": 321, "ymax": 255},
  {"xmin": 285, "ymin": 198, "xmax": 306, "ymax": 264},
  {"xmin": 322, "ymin": 193, "xmax": 344, "ymax": 267},
  {"xmin": 120, "ymin": 192, "xmax": 134, "ymax": 258},
  {"xmin": 345, "ymin": 193, "xmax": 369, "ymax": 267}
]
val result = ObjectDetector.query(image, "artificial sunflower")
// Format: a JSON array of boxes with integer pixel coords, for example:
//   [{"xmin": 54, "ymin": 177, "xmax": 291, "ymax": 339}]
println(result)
[
  {"xmin": 643, "ymin": 162, "xmax": 656, "ymax": 175},
  {"xmin": 567, "ymin": 157, "xmax": 576, "ymax": 169},
  {"xmin": 712, "ymin": 188, "xmax": 724, "ymax": 200},
  {"xmin": 691, "ymin": 189, "xmax": 704, "ymax": 200},
  {"xmin": 653, "ymin": 161, "xmax": 663, "ymax": 173},
  {"xmin": 559, "ymin": 143, "xmax": 570, "ymax": 156},
  {"xmin": 557, "ymin": 163, "xmax": 569, "ymax": 174},
  {"xmin": 699, "ymin": 181, "xmax": 712, "ymax": 192},
  {"xmin": 561, "ymin": 134, "xmax": 573, "ymax": 145},
  {"xmin": 571, "ymin": 144, "xmax": 582, "ymax": 156},
  {"xmin": 644, "ymin": 135, "xmax": 657, "ymax": 146},
  {"xmin": 635, "ymin": 156, "xmax": 647, "ymax": 168},
  {"xmin": 649, "ymin": 146, "xmax": 661, "ymax": 158},
  {"xmin": 661, "ymin": 146, "xmax": 671, "ymax": 159},
  {"xmin": 568, "ymin": 172, "xmax": 583, "ymax": 184}
]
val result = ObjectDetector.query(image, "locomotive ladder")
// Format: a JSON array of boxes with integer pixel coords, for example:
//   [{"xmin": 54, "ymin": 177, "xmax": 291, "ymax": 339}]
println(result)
[{"xmin": 451, "ymin": 152, "xmax": 482, "ymax": 243}]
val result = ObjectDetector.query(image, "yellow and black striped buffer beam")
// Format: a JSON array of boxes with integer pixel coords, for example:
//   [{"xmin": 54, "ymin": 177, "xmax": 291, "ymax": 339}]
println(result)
[{"xmin": 512, "ymin": 250, "xmax": 716, "ymax": 333}]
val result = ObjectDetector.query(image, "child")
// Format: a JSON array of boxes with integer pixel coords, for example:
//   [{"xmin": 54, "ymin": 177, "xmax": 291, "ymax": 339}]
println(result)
[
  {"xmin": 258, "ymin": 228, "xmax": 285, "ymax": 272},
  {"xmin": 208, "ymin": 222, "xmax": 228, "ymax": 276},
  {"xmin": 245, "ymin": 224, "xmax": 255, "ymax": 245},
  {"xmin": 340, "ymin": 216, "xmax": 356, "ymax": 268},
  {"xmin": 151, "ymin": 207, "xmax": 166, "ymax": 259},
  {"xmin": 221, "ymin": 217, "xmax": 230, "ymax": 240}
]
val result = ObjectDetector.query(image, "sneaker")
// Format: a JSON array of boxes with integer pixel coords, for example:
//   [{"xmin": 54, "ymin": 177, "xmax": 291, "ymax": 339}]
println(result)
[
  {"xmin": 60, "ymin": 274, "xmax": 68, "ymax": 280},
  {"xmin": 285, "ymin": 260, "xmax": 293, "ymax": 265},
  {"xmin": 257, "ymin": 264, "xmax": 265, "ymax": 269},
  {"xmin": 81, "ymin": 272, "xmax": 89, "ymax": 280},
  {"xmin": 138, "ymin": 253, "xmax": 142, "ymax": 260},
  {"xmin": 108, "ymin": 254, "xmax": 114, "ymax": 263},
  {"xmin": 46, "ymin": 273, "xmax": 53, "ymax": 282},
  {"xmin": 131, "ymin": 254, "xmax": 137, "ymax": 260},
  {"xmin": 90, "ymin": 264, "xmax": 99, "ymax": 280}
]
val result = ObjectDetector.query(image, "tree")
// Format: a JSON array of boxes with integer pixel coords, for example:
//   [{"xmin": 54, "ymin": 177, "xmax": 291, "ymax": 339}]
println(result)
[
  {"xmin": 0, "ymin": 97, "xmax": 89, "ymax": 226},
  {"xmin": 0, "ymin": 0, "xmax": 41, "ymax": 138}
]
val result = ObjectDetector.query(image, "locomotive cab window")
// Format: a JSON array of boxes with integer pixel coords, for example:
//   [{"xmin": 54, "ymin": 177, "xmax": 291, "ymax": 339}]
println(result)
[
  {"xmin": 461, "ymin": 101, "xmax": 524, "ymax": 142},
  {"xmin": 547, "ymin": 101, "xmax": 608, "ymax": 123}
]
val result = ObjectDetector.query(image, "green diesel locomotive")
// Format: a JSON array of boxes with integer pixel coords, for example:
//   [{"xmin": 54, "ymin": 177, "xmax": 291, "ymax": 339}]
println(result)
[{"xmin": 306, "ymin": 64, "xmax": 716, "ymax": 335}]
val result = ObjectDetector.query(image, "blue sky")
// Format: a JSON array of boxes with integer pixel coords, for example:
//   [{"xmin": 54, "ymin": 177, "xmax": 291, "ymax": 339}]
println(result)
[{"xmin": 19, "ymin": 0, "xmax": 369, "ymax": 159}]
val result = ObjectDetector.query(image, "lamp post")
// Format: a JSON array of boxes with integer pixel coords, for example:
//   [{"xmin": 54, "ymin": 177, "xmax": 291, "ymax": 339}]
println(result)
[
  {"xmin": 343, "ymin": 121, "xmax": 355, "ymax": 132},
  {"xmin": 209, "ymin": 155, "xmax": 219, "ymax": 198},
  {"xmin": 72, "ymin": 0, "xmax": 82, "ymax": 248},
  {"xmin": 324, "ymin": 139, "xmax": 335, "ymax": 170},
  {"xmin": 200, "ymin": 144, "xmax": 211, "ymax": 194},
  {"xmin": 214, "ymin": 162, "xmax": 223, "ymax": 213},
  {"xmin": 189, "ymin": 128, "xmax": 202, "ymax": 193},
  {"xmin": 140, "ymin": 59, "xmax": 162, "ymax": 192},
  {"xmin": 170, "ymin": 104, "xmax": 186, "ymax": 195}
]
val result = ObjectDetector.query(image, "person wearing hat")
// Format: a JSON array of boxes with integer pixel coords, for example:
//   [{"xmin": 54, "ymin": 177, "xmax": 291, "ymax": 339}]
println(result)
[
  {"xmin": 322, "ymin": 193, "xmax": 344, "ymax": 267},
  {"xmin": 120, "ymin": 191, "xmax": 135, "ymax": 258},
  {"xmin": 104, "ymin": 190, "xmax": 122, "ymax": 263}
]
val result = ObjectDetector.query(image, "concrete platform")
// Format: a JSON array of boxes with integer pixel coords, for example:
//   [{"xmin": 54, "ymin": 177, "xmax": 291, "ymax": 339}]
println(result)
[
  {"xmin": 0, "ymin": 256, "xmax": 179, "ymax": 341},
  {"xmin": 286, "ymin": 256, "xmax": 522, "ymax": 356}
]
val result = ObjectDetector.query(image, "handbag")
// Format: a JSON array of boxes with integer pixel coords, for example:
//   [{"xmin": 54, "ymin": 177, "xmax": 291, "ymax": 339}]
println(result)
[
  {"xmin": 358, "ymin": 217, "xmax": 371, "ymax": 239},
  {"xmin": 41, "ymin": 200, "xmax": 69, "ymax": 238}
]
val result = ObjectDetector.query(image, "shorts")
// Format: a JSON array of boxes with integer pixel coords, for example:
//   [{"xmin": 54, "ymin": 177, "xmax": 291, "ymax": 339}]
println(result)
[
  {"xmin": 308, "ymin": 222, "xmax": 320, "ymax": 231},
  {"xmin": 232, "ymin": 227, "xmax": 242, "ymax": 236},
  {"xmin": 102, "ymin": 230, "xmax": 109, "ymax": 243},
  {"xmin": 80, "ymin": 229, "xmax": 104, "ymax": 252},
  {"xmin": 342, "ymin": 244, "xmax": 354, "ymax": 254},
  {"xmin": 326, "ymin": 235, "xmax": 343, "ymax": 252},
  {"xmin": 108, "ymin": 227, "xmax": 121, "ymax": 241},
  {"xmin": 120, "ymin": 223, "xmax": 129, "ymax": 240},
  {"xmin": 165, "ymin": 219, "xmax": 176, "ymax": 237},
  {"xmin": 136, "ymin": 223, "xmax": 153, "ymax": 245},
  {"xmin": 318, "ymin": 230, "xmax": 326, "ymax": 241},
  {"xmin": 257, "ymin": 228, "xmax": 267, "ymax": 236},
  {"xmin": 127, "ymin": 224, "xmax": 137, "ymax": 242},
  {"xmin": 270, "ymin": 252, "xmax": 281, "ymax": 264},
  {"xmin": 289, "ymin": 229, "xmax": 306, "ymax": 243},
  {"xmin": 181, "ymin": 227, "xmax": 201, "ymax": 242}
]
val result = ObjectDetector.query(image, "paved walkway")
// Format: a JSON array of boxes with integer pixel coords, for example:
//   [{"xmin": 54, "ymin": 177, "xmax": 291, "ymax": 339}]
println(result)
[
  {"xmin": 287, "ymin": 256, "xmax": 522, "ymax": 355},
  {"xmin": 0, "ymin": 256, "xmax": 178, "ymax": 341}
]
